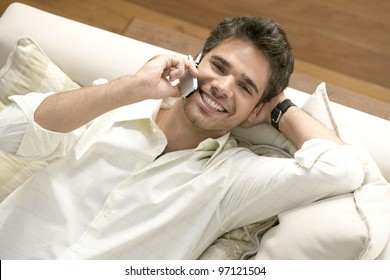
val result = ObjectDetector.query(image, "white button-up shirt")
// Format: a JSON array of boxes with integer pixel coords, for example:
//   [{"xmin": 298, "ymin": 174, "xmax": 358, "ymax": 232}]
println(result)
[{"xmin": 0, "ymin": 92, "xmax": 364, "ymax": 259}]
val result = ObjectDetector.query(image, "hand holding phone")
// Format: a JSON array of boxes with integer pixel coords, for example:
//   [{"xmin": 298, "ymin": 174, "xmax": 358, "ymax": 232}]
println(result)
[{"xmin": 179, "ymin": 53, "xmax": 202, "ymax": 98}]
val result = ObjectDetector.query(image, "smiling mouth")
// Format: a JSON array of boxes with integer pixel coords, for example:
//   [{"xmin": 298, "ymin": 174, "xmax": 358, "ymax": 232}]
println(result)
[{"xmin": 200, "ymin": 93, "xmax": 227, "ymax": 113}]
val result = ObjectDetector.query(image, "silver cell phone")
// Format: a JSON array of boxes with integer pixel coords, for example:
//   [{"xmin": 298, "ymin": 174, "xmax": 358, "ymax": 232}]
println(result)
[{"xmin": 179, "ymin": 53, "xmax": 202, "ymax": 98}]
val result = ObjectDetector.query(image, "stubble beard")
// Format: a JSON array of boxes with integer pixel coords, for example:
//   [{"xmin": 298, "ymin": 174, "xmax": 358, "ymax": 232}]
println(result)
[{"xmin": 182, "ymin": 94, "xmax": 231, "ymax": 136}]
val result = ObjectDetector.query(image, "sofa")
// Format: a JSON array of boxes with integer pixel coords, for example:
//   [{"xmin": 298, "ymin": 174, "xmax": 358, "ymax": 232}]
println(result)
[{"xmin": 1, "ymin": 2, "xmax": 389, "ymax": 260}]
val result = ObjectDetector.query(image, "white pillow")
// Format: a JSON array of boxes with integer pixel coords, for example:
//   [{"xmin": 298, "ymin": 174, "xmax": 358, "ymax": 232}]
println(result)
[
  {"xmin": 256, "ymin": 194, "xmax": 368, "ymax": 259},
  {"xmin": 0, "ymin": 37, "xmax": 80, "ymax": 202},
  {"xmin": 336, "ymin": 121, "xmax": 390, "ymax": 259},
  {"xmin": 255, "ymin": 83, "xmax": 390, "ymax": 259}
]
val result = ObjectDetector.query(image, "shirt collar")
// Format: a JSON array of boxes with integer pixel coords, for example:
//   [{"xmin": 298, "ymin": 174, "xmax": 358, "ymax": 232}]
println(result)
[{"xmin": 196, "ymin": 132, "xmax": 237, "ymax": 169}]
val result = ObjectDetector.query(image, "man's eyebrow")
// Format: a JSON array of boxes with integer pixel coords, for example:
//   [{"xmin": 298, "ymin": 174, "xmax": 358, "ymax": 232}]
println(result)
[
  {"xmin": 211, "ymin": 55, "xmax": 259, "ymax": 94},
  {"xmin": 212, "ymin": 55, "xmax": 230, "ymax": 65},
  {"xmin": 242, "ymin": 74, "xmax": 259, "ymax": 94}
]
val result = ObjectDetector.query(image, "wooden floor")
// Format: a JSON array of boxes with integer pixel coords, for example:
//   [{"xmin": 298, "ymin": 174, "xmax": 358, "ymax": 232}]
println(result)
[{"xmin": 1, "ymin": 0, "xmax": 389, "ymax": 106}]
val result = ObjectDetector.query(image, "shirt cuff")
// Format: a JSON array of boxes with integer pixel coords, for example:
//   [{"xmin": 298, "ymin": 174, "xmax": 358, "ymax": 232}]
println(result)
[
  {"xmin": 9, "ymin": 92, "xmax": 84, "ymax": 160},
  {"xmin": 0, "ymin": 103, "xmax": 28, "ymax": 154},
  {"xmin": 294, "ymin": 138, "xmax": 341, "ymax": 168}
]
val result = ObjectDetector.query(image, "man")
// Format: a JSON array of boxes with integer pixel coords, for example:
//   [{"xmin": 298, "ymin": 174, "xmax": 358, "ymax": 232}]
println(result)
[{"xmin": 0, "ymin": 17, "xmax": 364, "ymax": 259}]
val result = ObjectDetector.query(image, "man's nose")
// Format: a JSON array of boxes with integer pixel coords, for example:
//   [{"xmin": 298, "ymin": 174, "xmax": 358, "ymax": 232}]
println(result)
[{"xmin": 212, "ymin": 75, "xmax": 234, "ymax": 98}]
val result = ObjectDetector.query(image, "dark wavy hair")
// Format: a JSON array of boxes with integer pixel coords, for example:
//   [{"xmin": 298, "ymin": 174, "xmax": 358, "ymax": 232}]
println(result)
[{"xmin": 202, "ymin": 16, "xmax": 294, "ymax": 104}]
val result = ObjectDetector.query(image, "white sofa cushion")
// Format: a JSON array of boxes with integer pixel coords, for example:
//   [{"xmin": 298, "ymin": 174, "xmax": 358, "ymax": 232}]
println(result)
[{"xmin": 256, "ymin": 193, "xmax": 368, "ymax": 259}]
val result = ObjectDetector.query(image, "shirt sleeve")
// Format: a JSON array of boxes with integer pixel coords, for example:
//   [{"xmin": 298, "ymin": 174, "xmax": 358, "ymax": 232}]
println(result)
[
  {"xmin": 219, "ymin": 139, "xmax": 365, "ymax": 230},
  {"xmin": 0, "ymin": 103, "xmax": 28, "ymax": 154},
  {"xmin": 6, "ymin": 92, "xmax": 86, "ymax": 161}
]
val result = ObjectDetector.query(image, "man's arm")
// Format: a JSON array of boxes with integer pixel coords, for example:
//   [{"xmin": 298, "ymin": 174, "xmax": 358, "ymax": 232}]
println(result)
[
  {"xmin": 34, "ymin": 54, "xmax": 198, "ymax": 133},
  {"xmin": 245, "ymin": 92, "xmax": 343, "ymax": 149},
  {"xmin": 277, "ymin": 102, "xmax": 343, "ymax": 149},
  {"xmin": 34, "ymin": 76, "xmax": 142, "ymax": 133}
]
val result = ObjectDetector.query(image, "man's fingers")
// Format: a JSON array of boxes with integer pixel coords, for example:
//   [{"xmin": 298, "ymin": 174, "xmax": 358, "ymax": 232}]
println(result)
[
  {"xmin": 138, "ymin": 54, "xmax": 199, "ymax": 97},
  {"xmin": 186, "ymin": 55, "xmax": 199, "ymax": 77},
  {"xmin": 168, "ymin": 55, "xmax": 199, "ymax": 81}
]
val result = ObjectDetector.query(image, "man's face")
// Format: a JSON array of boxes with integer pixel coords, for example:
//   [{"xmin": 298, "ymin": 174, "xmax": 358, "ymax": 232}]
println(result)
[{"xmin": 183, "ymin": 37, "xmax": 271, "ymax": 135}]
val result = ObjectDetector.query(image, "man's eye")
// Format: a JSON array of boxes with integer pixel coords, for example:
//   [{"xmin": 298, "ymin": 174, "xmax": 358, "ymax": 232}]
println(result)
[
  {"xmin": 239, "ymin": 83, "xmax": 251, "ymax": 95},
  {"xmin": 213, "ymin": 63, "xmax": 224, "ymax": 73}
]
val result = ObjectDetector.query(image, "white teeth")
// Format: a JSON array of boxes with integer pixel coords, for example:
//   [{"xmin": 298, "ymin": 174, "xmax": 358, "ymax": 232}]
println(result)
[{"xmin": 201, "ymin": 93, "xmax": 225, "ymax": 112}]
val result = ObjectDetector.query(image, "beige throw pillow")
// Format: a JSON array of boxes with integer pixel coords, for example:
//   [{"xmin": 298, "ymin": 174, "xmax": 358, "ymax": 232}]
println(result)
[
  {"xmin": 0, "ymin": 37, "xmax": 79, "ymax": 105},
  {"xmin": 0, "ymin": 37, "xmax": 80, "ymax": 202}
]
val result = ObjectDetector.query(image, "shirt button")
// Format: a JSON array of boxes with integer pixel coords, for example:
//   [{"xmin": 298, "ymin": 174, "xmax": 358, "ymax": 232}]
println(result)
[{"xmin": 103, "ymin": 209, "xmax": 111, "ymax": 217}]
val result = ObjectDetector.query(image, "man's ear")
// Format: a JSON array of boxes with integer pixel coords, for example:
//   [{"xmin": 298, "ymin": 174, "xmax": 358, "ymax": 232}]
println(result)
[{"xmin": 239, "ymin": 103, "xmax": 264, "ymax": 128}]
